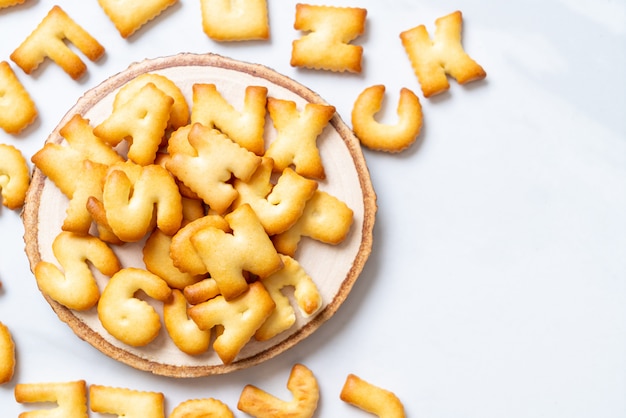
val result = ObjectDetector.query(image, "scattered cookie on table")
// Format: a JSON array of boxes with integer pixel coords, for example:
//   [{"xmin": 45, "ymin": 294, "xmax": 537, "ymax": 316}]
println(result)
[
  {"xmin": 238, "ymin": 363, "xmax": 320, "ymax": 418},
  {"xmin": 291, "ymin": 3, "xmax": 367, "ymax": 73},
  {"xmin": 170, "ymin": 398, "xmax": 235, "ymax": 418},
  {"xmin": 89, "ymin": 384, "xmax": 165, "ymax": 418},
  {"xmin": 340, "ymin": 373, "xmax": 406, "ymax": 418},
  {"xmin": 0, "ymin": 62, "xmax": 37, "ymax": 134},
  {"xmin": 15, "ymin": 380, "xmax": 89, "ymax": 417},
  {"xmin": 0, "ymin": 321, "xmax": 15, "ymax": 384},
  {"xmin": 97, "ymin": 0, "xmax": 178, "ymax": 38},
  {"xmin": 400, "ymin": 10, "xmax": 486, "ymax": 97},
  {"xmin": 0, "ymin": 143, "xmax": 30, "ymax": 209},
  {"xmin": 200, "ymin": 0, "xmax": 269, "ymax": 41},
  {"xmin": 0, "ymin": 0, "xmax": 27, "ymax": 8},
  {"xmin": 10, "ymin": 5, "xmax": 104, "ymax": 80},
  {"xmin": 352, "ymin": 85, "xmax": 423, "ymax": 153}
]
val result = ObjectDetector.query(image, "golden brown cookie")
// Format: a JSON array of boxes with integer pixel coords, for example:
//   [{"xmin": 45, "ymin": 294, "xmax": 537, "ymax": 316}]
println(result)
[
  {"xmin": 89, "ymin": 384, "xmax": 165, "ymax": 418},
  {"xmin": 0, "ymin": 321, "xmax": 15, "ymax": 384},
  {"xmin": 0, "ymin": 61, "xmax": 37, "ymax": 134},
  {"xmin": 352, "ymin": 85, "xmax": 423, "ymax": 152},
  {"xmin": 340, "ymin": 374, "xmax": 405, "ymax": 418},
  {"xmin": 238, "ymin": 363, "xmax": 319, "ymax": 417},
  {"xmin": 97, "ymin": 0, "xmax": 178, "ymax": 38},
  {"xmin": 200, "ymin": 0, "xmax": 269, "ymax": 41},
  {"xmin": 400, "ymin": 10, "xmax": 486, "ymax": 97},
  {"xmin": 291, "ymin": 4, "xmax": 367, "ymax": 73},
  {"xmin": 0, "ymin": 143, "xmax": 30, "ymax": 209},
  {"xmin": 15, "ymin": 380, "xmax": 88, "ymax": 417},
  {"xmin": 10, "ymin": 5, "xmax": 104, "ymax": 79}
]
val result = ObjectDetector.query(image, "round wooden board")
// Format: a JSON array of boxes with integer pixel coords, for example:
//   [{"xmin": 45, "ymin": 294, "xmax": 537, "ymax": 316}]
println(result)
[{"xmin": 22, "ymin": 53, "xmax": 376, "ymax": 377}]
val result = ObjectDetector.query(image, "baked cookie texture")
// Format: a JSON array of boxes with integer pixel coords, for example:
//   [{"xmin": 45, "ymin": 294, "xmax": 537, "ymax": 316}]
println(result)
[
  {"xmin": 0, "ymin": 62, "xmax": 37, "ymax": 134},
  {"xmin": 0, "ymin": 321, "xmax": 15, "ymax": 384},
  {"xmin": 238, "ymin": 363, "xmax": 320, "ymax": 417},
  {"xmin": 97, "ymin": 0, "xmax": 178, "ymax": 38},
  {"xmin": 400, "ymin": 10, "xmax": 486, "ymax": 97},
  {"xmin": 10, "ymin": 6, "xmax": 104, "ymax": 80},
  {"xmin": 291, "ymin": 4, "xmax": 367, "ymax": 73},
  {"xmin": 200, "ymin": 0, "xmax": 269, "ymax": 41},
  {"xmin": 0, "ymin": 143, "xmax": 30, "ymax": 209},
  {"xmin": 352, "ymin": 85, "xmax": 423, "ymax": 153},
  {"xmin": 340, "ymin": 374, "xmax": 406, "ymax": 418}
]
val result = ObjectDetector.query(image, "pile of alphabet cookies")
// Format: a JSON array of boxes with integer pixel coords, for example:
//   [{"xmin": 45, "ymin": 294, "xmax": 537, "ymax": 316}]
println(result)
[{"xmin": 0, "ymin": 0, "xmax": 486, "ymax": 416}]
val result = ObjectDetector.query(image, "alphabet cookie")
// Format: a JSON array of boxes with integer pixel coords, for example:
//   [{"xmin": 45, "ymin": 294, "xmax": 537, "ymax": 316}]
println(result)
[
  {"xmin": 15, "ymin": 380, "xmax": 89, "ymax": 417},
  {"xmin": 0, "ymin": 321, "xmax": 15, "ymax": 384},
  {"xmin": 340, "ymin": 374, "xmax": 405, "ymax": 418},
  {"xmin": 400, "ymin": 10, "xmax": 486, "ymax": 97},
  {"xmin": 291, "ymin": 4, "xmax": 367, "ymax": 73},
  {"xmin": 10, "ymin": 6, "xmax": 104, "ymax": 80},
  {"xmin": 200, "ymin": 0, "xmax": 269, "ymax": 41},
  {"xmin": 238, "ymin": 363, "xmax": 320, "ymax": 417},
  {"xmin": 97, "ymin": 0, "xmax": 178, "ymax": 38},
  {"xmin": 352, "ymin": 85, "xmax": 423, "ymax": 153},
  {"xmin": 0, "ymin": 61, "xmax": 37, "ymax": 134},
  {"xmin": 90, "ymin": 385, "xmax": 165, "ymax": 418},
  {"xmin": 0, "ymin": 143, "xmax": 30, "ymax": 209}
]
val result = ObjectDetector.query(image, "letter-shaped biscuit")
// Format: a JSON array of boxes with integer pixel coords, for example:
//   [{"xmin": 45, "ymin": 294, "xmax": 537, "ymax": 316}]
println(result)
[
  {"xmin": 232, "ymin": 157, "xmax": 318, "ymax": 235},
  {"xmin": 255, "ymin": 255, "xmax": 322, "ymax": 341},
  {"xmin": 264, "ymin": 98, "xmax": 335, "ymax": 179},
  {"xmin": 114, "ymin": 73, "xmax": 190, "ymax": 136},
  {"xmin": 188, "ymin": 282, "xmax": 276, "ymax": 364},
  {"xmin": 15, "ymin": 380, "xmax": 88, "ymax": 418},
  {"xmin": 62, "ymin": 160, "xmax": 108, "ymax": 235},
  {"xmin": 170, "ymin": 398, "xmax": 235, "ymax": 418},
  {"xmin": 191, "ymin": 204, "xmax": 283, "ymax": 300},
  {"xmin": 0, "ymin": 143, "xmax": 30, "ymax": 209},
  {"xmin": 34, "ymin": 231, "xmax": 121, "ymax": 311},
  {"xmin": 352, "ymin": 85, "xmax": 423, "ymax": 153},
  {"xmin": 237, "ymin": 363, "xmax": 319, "ymax": 417},
  {"xmin": 89, "ymin": 385, "xmax": 165, "ymax": 418},
  {"xmin": 166, "ymin": 123, "xmax": 261, "ymax": 214},
  {"xmin": 0, "ymin": 61, "xmax": 37, "ymax": 134},
  {"xmin": 400, "ymin": 10, "xmax": 486, "ymax": 98},
  {"xmin": 99, "ymin": 161, "xmax": 183, "ymax": 242},
  {"xmin": 291, "ymin": 4, "xmax": 367, "ymax": 73},
  {"xmin": 170, "ymin": 214, "xmax": 230, "ymax": 275},
  {"xmin": 163, "ymin": 289, "xmax": 211, "ymax": 355},
  {"xmin": 94, "ymin": 83, "xmax": 174, "ymax": 165},
  {"xmin": 97, "ymin": 267, "xmax": 172, "ymax": 347},
  {"xmin": 97, "ymin": 0, "xmax": 178, "ymax": 38},
  {"xmin": 31, "ymin": 114, "xmax": 124, "ymax": 198},
  {"xmin": 200, "ymin": 0, "xmax": 269, "ymax": 41},
  {"xmin": 10, "ymin": 6, "xmax": 104, "ymax": 80},
  {"xmin": 191, "ymin": 83, "xmax": 268, "ymax": 155},
  {"xmin": 183, "ymin": 277, "xmax": 221, "ymax": 305},
  {"xmin": 0, "ymin": 0, "xmax": 27, "ymax": 8},
  {"xmin": 144, "ymin": 228, "xmax": 205, "ymax": 290},
  {"xmin": 272, "ymin": 190, "xmax": 353, "ymax": 256},
  {"xmin": 0, "ymin": 322, "xmax": 15, "ymax": 384},
  {"xmin": 340, "ymin": 374, "xmax": 405, "ymax": 418}
]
